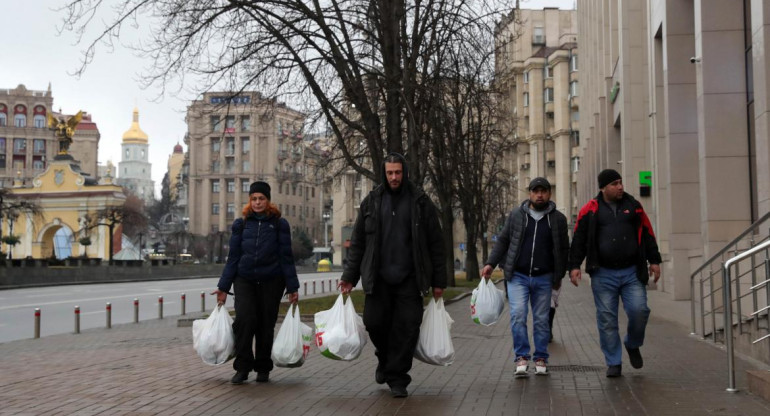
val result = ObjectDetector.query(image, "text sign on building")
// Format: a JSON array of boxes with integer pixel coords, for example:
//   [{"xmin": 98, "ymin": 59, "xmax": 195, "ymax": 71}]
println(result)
[{"xmin": 210, "ymin": 96, "xmax": 251, "ymax": 105}]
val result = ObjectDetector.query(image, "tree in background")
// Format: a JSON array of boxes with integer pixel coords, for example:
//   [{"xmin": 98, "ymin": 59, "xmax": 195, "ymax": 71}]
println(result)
[{"xmin": 291, "ymin": 228, "xmax": 314, "ymax": 263}]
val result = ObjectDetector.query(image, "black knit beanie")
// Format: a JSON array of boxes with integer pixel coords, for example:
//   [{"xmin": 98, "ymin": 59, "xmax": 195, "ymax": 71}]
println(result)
[
  {"xmin": 249, "ymin": 181, "xmax": 271, "ymax": 200},
  {"xmin": 598, "ymin": 169, "xmax": 622, "ymax": 189}
]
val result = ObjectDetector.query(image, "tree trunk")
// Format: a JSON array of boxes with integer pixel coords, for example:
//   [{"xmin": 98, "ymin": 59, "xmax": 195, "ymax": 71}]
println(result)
[
  {"xmin": 465, "ymin": 237, "xmax": 480, "ymax": 281},
  {"xmin": 439, "ymin": 206, "xmax": 455, "ymax": 287}
]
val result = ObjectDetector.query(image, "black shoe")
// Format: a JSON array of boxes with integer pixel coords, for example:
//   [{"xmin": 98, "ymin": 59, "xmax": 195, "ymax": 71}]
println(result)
[
  {"xmin": 375, "ymin": 369, "xmax": 386, "ymax": 384},
  {"xmin": 256, "ymin": 372, "xmax": 269, "ymax": 383},
  {"xmin": 390, "ymin": 385, "xmax": 408, "ymax": 398},
  {"xmin": 230, "ymin": 371, "xmax": 249, "ymax": 384},
  {"xmin": 626, "ymin": 347, "xmax": 643, "ymax": 369},
  {"xmin": 606, "ymin": 365, "xmax": 622, "ymax": 378}
]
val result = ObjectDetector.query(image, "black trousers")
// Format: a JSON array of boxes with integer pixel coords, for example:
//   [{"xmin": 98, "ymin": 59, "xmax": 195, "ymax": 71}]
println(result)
[
  {"xmin": 232, "ymin": 276, "xmax": 286, "ymax": 373},
  {"xmin": 364, "ymin": 277, "xmax": 424, "ymax": 388}
]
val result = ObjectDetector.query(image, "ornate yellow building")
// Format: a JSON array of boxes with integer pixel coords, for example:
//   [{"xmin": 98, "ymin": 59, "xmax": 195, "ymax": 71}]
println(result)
[{"xmin": 1, "ymin": 159, "xmax": 125, "ymax": 259}]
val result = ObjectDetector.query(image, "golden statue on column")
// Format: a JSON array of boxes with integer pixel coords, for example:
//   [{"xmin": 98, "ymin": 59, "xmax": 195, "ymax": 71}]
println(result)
[{"xmin": 47, "ymin": 111, "xmax": 83, "ymax": 156}]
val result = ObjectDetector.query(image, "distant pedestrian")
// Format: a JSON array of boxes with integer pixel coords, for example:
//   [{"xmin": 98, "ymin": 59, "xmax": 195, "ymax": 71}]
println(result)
[
  {"xmin": 568, "ymin": 169, "xmax": 661, "ymax": 377},
  {"xmin": 338, "ymin": 152, "xmax": 446, "ymax": 398},
  {"xmin": 481, "ymin": 177, "xmax": 569, "ymax": 376},
  {"xmin": 212, "ymin": 181, "xmax": 300, "ymax": 384}
]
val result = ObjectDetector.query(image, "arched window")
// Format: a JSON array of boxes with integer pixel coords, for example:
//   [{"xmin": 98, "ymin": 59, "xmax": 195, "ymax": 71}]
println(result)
[
  {"xmin": 0, "ymin": 113, "xmax": 6, "ymax": 127},
  {"xmin": 34, "ymin": 115, "xmax": 46, "ymax": 128},
  {"xmin": 14, "ymin": 114, "xmax": 26, "ymax": 127},
  {"xmin": 53, "ymin": 227, "xmax": 73, "ymax": 259}
]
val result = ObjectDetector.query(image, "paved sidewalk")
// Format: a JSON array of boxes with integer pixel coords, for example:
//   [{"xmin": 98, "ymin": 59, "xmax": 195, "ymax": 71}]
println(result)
[{"xmin": 1, "ymin": 281, "xmax": 769, "ymax": 415}]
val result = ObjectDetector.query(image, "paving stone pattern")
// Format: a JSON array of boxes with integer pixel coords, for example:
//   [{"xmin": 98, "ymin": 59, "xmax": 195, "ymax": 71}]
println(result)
[{"xmin": 1, "ymin": 282, "xmax": 769, "ymax": 415}]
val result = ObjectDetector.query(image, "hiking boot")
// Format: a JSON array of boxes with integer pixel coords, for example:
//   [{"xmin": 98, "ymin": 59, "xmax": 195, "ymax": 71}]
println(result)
[
  {"xmin": 534, "ymin": 359, "xmax": 548, "ymax": 375},
  {"xmin": 514, "ymin": 358, "xmax": 528, "ymax": 376},
  {"xmin": 606, "ymin": 365, "xmax": 622, "ymax": 378},
  {"xmin": 256, "ymin": 372, "xmax": 269, "ymax": 383},
  {"xmin": 375, "ymin": 369, "xmax": 386, "ymax": 384},
  {"xmin": 230, "ymin": 371, "xmax": 249, "ymax": 384},
  {"xmin": 625, "ymin": 346, "xmax": 643, "ymax": 369}
]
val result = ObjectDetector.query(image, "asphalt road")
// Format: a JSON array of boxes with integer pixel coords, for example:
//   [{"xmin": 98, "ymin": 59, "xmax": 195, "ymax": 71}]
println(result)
[{"xmin": 0, "ymin": 271, "xmax": 344, "ymax": 344}]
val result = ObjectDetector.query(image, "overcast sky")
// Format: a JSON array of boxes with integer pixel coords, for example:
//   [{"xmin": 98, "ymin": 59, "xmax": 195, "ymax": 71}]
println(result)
[{"xmin": 0, "ymin": 0, "xmax": 574, "ymax": 199}]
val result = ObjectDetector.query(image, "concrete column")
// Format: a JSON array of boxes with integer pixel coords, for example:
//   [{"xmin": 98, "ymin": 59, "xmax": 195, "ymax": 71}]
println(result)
[
  {"xmin": 752, "ymin": 0, "xmax": 770, "ymax": 217},
  {"xmin": 695, "ymin": 0, "xmax": 752, "ymax": 258}
]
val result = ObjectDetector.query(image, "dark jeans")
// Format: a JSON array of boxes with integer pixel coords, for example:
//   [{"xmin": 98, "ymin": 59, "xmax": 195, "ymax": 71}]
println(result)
[
  {"xmin": 232, "ymin": 276, "xmax": 286, "ymax": 373},
  {"xmin": 364, "ymin": 277, "xmax": 424, "ymax": 388}
]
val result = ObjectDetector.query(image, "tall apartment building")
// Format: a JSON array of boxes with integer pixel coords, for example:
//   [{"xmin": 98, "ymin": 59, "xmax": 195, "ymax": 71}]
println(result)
[
  {"xmin": 575, "ymin": 0, "xmax": 770, "ymax": 300},
  {"xmin": 0, "ymin": 84, "xmax": 100, "ymax": 187},
  {"xmin": 494, "ymin": 8, "xmax": 580, "ymax": 220},
  {"xmin": 117, "ymin": 108, "xmax": 155, "ymax": 203},
  {"xmin": 185, "ymin": 92, "xmax": 323, "ymax": 241}
]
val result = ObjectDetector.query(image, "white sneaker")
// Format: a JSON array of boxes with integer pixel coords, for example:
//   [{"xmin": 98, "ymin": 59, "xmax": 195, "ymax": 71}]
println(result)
[
  {"xmin": 535, "ymin": 359, "xmax": 548, "ymax": 375},
  {"xmin": 515, "ymin": 358, "xmax": 528, "ymax": 376}
]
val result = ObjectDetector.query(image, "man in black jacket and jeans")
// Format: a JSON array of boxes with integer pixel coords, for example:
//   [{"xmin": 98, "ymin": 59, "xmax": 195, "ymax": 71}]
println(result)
[
  {"xmin": 482, "ymin": 177, "xmax": 569, "ymax": 377},
  {"xmin": 569, "ymin": 169, "xmax": 662, "ymax": 378},
  {"xmin": 339, "ymin": 152, "xmax": 446, "ymax": 398}
]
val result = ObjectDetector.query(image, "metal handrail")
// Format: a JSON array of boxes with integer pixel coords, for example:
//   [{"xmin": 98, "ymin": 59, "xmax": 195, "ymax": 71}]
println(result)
[
  {"xmin": 722, "ymin": 239, "xmax": 770, "ymax": 392},
  {"xmin": 691, "ymin": 212, "xmax": 770, "ymax": 278}
]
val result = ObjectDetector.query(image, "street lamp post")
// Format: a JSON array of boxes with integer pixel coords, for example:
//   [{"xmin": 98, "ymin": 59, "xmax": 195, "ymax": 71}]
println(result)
[{"xmin": 322, "ymin": 211, "xmax": 331, "ymax": 248}]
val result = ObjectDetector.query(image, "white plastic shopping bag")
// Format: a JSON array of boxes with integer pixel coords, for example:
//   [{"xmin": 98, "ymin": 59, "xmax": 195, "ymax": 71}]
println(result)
[
  {"xmin": 414, "ymin": 298, "xmax": 455, "ymax": 366},
  {"xmin": 271, "ymin": 304, "xmax": 314, "ymax": 368},
  {"xmin": 470, "ymin": 278, "xmax": 506, "ymax": 326},
  {"xmin": 314, "ymin": 294, "xmax": 367, "ymax": 360},
  {"xmin": 192, "ymin": 304, "xmax": 235, "ymax": 365}
]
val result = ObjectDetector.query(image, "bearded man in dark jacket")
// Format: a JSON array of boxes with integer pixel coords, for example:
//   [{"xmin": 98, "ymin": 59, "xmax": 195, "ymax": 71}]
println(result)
[
  {"xmin": 339, "ymin": 152, "xmax": 446, "ymax": 398},
  {"xmin": 569, "ymin": 169, "xmax": 662, "ymax": 378}
]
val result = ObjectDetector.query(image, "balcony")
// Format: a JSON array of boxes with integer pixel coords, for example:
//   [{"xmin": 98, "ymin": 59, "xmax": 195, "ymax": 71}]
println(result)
[
  {"xmin": 275, "ymin": 170, "xmax": 290, "ymax": 182},
  {"xmin": 292, "ymin": 172, "xmax": 304, "ymax": 182},
  {"xmin": 277, "ymin": 149, "xmax": 288, "ymax": 160},
  {"xmin": 291, "ymin": 148, "xmax": 303, "ymax": 161}
]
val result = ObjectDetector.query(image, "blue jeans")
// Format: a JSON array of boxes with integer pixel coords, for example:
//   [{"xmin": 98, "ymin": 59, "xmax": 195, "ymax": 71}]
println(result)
[
  {"xmin": 506, "ymin": 272, "xmax": 552, "ymax": 361},
  {"xmin": 590, "ymin": 266, "xmax": 650, "ymax": 366}
]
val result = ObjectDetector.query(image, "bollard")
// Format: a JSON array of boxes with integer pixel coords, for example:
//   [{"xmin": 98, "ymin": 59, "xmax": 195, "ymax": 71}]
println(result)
[
  {"xmin": 201, "ymin": 291, "xmax": 205, "ymax": 312},
  {"xmin": 133, "ymin": 298, "xmax": 139, "ymax": 323},
  {"xmin": 106, "ymin": 302, "xmax": 112, "ymax": 329},
  {"xmin": 304, "ymin": 282, "xmax": 307, "ymax": 296},
  {"xmin": 74, "ymin": 306, "xmax": 80, "ymax": 334},
  {"xmin": 158, "ymin": 296, "xmax": 164, "ymax": 319},
  {"xmin": 34, "ymin": 308, "xmax": 40, "ymax": 339},
  {"xmin": 322, "ymin": 280, "xmax": 325, "ymax": 293},
  {"xmin": 313, "ymin": 281, "xmax": 316, "ymax": 295},
  {"xmin": 329, "ymin": 279, "xmax": 332, "ymax": 291},
  {"xmin": 181, "ymin": 293, "xmax": 186, "ymax": 316}
]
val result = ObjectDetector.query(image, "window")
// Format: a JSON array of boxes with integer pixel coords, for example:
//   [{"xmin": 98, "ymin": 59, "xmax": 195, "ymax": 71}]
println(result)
[
  {"xmin": 523, "ymin": 92, "xmax": 529, "ymax": 107},
  {"xmin": 211, "ymin": 160, "xmax": 220, "ymax": 172},
  {"xmin": 571, "ymin": 130, "xmax": 580, "ymax": 147},
  {"xmin": 212, "ymin": 180, "xmax": 220, "ymax": 193},
  {"xmin": 312, "ymin": 187, "xmax": 315, "ymax": 198},
  {"xmin": 571, "ymin": 111, "xmax": 580, "ymax": 121},
  {"xmin": 226, "ymin": 158, "xmax": 235, "ymax": 173},
  {"xmin": 227, "ymin": 179, "xmax": 235, "ymax": 193},
  {"xmin": 13, "ymin": 138, "xmax": 26, "ymax": 153},
  {"xmin": 0, "ymin": 138, "xmax": 5, "ymax": 168},
  {"xmin": 533, "ymin": 27, "xmax": 545, "ymax": 45},
  {"xmin": 225, "ymin": 137, "xmax": 235, "ymax": 155},
  {"xmin": 125, "ymin": 149, "xmax": 130, "ymax": 159},
  {"xmin": 570, "ymin": 54, "xmax": 579, "ymax": 72},
  {"xmin": 33, "ymin": 159, "xmax": 44, "ymax": 171},
  {"xmin": 242, "ymin": 160, "xmax": 250, "ymax": 172},
  {"xmin": 544, "ymin": 66, "xmax": 553, "ymax": 78},
  {"xmin": 571, "ymin": 156, "xmax": 581, "ymax": 173},
  {"xmin": 225, "ymin": 116, "xmax": 235, "ymax": 131},
  {"xmin": 212, "ymin": 203, "xmax": 220, "ymax": 215},
  {"xmin": 34, "ymin": 115, "xmax": 46, "ymax": 128},
  {"xmin": 211, "ymin": 138, "xmax": 221, "ymax": 153},
  {"xmin": 242, "ymin": 137, "xmax": 250, "ymax": 153},
  {"xmin": 0, "ymin": 154, "xmax": 5, "ymax": 169},
  {"xmin": 299, "ymin": 187, "xmax": 303, "ymax": 196},
  {"xmin": 544, "ymin": 88, "xmax": 554, "ymax": 103},
  {"xmin": 210, "ymin": 116, "xmax": 221, "ymax": 132},
  {"xmin": 241, "ymin": 116, "xmax": 250, "ymax": 131},
  {"xmin": 0, "ymin": 113, "xmax": 6, "ymax": 126},
  {"xmin": 242, "ymin": 179, "xmax": 250, "ymax": 193},
  {"xmin": 570, "ymin": 81, "xmax": 579, "ymax": 97},
  {"xmin": 227, "ymin": 203, "xmax": 235, "ymax": 218},
  {"xmin": 33, "ymin": 139, "xmax": 45, "ymax": 154},
  {"xmin": 523, "ymin": 71, "xmax": 529, "ymax": 84},
  {"xmin": 14, "ymin": 114, "xmax": 26, "ymax": 127},
  {"xmin": 141, "ymin": 149, "xmax": 145, "ymax": 159}
]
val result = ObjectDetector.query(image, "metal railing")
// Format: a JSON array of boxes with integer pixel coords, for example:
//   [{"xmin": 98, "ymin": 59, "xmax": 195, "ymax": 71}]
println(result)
[{"xmin": 690, "ymin": 211, "xmax": 770, "ymax": 391}]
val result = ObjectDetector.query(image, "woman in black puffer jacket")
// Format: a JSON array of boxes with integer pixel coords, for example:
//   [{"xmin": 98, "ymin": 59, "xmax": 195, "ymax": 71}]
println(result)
[{"xmin": 213, "ymin": 181, "xmax": 300, "ymax": 384}]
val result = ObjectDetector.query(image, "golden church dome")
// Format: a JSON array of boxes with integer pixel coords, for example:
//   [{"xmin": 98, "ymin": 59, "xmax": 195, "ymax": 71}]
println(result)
[{"xmin": 122, "ymin": 107, "xmax": 149, "ymax": 143}]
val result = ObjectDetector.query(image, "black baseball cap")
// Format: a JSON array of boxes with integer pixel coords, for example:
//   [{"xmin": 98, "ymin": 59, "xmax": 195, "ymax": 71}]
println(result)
[{"xmin": 528, "ymin": 177, "xmax": 551, "ymax": 191}]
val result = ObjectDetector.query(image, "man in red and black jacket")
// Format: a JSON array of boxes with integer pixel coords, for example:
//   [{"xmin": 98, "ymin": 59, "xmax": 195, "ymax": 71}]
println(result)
[{"xmin": 568, "ymin": 169, "xmax": 662, "ymax": 378}]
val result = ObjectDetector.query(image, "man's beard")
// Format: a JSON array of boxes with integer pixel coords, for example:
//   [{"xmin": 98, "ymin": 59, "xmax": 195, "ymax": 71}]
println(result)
[{"xmin": 531, "ymin": 201, "xmax": 548, "ymax": 210}]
